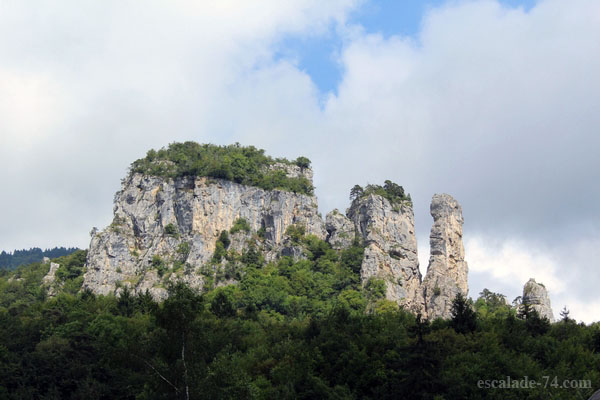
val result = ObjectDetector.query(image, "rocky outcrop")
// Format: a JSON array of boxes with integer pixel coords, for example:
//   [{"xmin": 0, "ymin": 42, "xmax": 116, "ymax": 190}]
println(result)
[
  {"xmin": 325, "ymin": 209, "xmax": 355, "ymax": 250},
  {"xmin": 82, "ymin": 147, "xmax": 472, "ymax": 319},
  {"xmin": 422, "ymin": 194, "xmax": 468, "ymax": 319},
  {"xmin": 83, "ymin": 170, "xmax": 325, "ymax": 298},
  {"xmin": 42, "ymin": 262, "xmax": 60, "ymax": 297},
  {"xmin": 522, "ymin": 278, "xmax": 554, "ymax": 321},
  {"xmin": 347, "ymin": 195, "xmax": 424, "ymax": 313}
]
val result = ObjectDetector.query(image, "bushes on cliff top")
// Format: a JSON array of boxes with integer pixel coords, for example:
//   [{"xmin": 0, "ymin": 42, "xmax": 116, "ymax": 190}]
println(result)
[
  {"xmin": 350, "ymin": 179, "xmax": 412, "ymax": 206},
  {"xmin": 130, "ymin": 142, "xmax": 314, "ymax": 195}
]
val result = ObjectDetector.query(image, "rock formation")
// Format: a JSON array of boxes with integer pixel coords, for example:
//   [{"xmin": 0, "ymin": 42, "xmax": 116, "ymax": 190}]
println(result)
[
  {"xmin": 345, "ymin": 194, "xmax": 424, "ymax": 313},
  {"xmin": 325, "ymin": 209, "xmax": 355, "ymax": 250},
  {"xmin": 83, "ymin": 144, "xmax": 472, "ymax": 319},
  {"xmin": 83, "ymin": 168, "xmax": 325, "ymax": 299},
  {"xmin": 522, "ymin": 278, "xmax": 554, "ymax": 321},
  {"xmin": 422, "ymin": 194, "xmax": 469, "ymax": 319},
  {"xmin": 42, "ymin": 262, "xmax": 60, "ymax": 297}
]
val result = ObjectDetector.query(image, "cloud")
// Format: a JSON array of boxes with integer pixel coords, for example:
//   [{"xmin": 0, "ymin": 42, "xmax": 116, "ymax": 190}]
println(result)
[{"xmin": 1, "ymin": 0, "xmax": 599, "ymax": 321}]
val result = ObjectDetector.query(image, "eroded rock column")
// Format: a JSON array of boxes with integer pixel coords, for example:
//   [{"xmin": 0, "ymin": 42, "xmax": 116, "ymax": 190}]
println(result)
[{"xmin": 422, "ymin": 194, "xmax": 468, "ymax": 319}]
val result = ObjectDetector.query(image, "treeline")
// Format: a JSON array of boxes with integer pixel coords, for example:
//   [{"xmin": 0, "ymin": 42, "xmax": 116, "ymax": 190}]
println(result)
[
  {"xmin": 0, "ymin": 247, "xmax": 79, "ymax": 271},
  {"xmin": 1, "ymin": 236, "xmax": 599, "ymax": 399},
  {"xmin": 130, "ymin": 142, "xmax": 314, "ymax": 195}
]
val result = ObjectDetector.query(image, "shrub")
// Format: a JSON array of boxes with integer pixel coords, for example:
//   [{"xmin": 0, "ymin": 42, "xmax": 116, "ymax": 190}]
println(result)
[
  {"xmin": 176, "ymin": 242, "xmax": 191, "ymax": 259},
  {"xmin": 354, "ymin": 179, "xmax": 412, "ymax": 206},
  {"xmin": 285, "ymin": 224, "xmax": 306, "ymax": 244},
  {"xmin": 164, "ymin": 223, "xmax": 178, "ymax": 236},
  {"xmin": 218, "ymin": 230, "xmax": 231, "ymax": 249},
  {"xmin": 230, "ymin": 218, "xmax": 251, "ymax": 234},
  {"xmin": 295, "ymin": 156, "xmax": 311, "ymax": 169}
]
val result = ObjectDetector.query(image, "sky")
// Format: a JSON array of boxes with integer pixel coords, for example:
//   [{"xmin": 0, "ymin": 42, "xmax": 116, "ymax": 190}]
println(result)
[{"xmin": 1, "ymin": 0, "xmax": 599, "ymax": 322}]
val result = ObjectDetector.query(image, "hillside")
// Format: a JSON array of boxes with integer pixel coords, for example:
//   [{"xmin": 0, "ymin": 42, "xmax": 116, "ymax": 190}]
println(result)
[
  {"xmin": 1, "ymin": 142, "xmax": 597, "ymax": 399},
  {"xmin": 0, "ymin": 247, "xmax": 79, "ymax": 271}
]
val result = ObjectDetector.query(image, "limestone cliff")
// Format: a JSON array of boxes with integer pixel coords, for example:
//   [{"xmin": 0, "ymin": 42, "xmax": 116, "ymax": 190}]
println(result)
[
  {"xmin": 522, "ymin": 278, "xmax": 554, "ymax": 321},
  {"xmin": 83, "ymin": 143, "xmax": 473, "ymax": 319},
  {"xmin": 325, "ymin": 209, "xmax": 355, "ymax": 250},
  {"xmin": 83, "ymin": 169, "xmax": 325, "ymax": 299},
  {"xmin": 326, "ymin": 195, "xmax": 424, "ymax": 313},
  {"xmin": 422, "ymin": 194, "xmax": 469, "ymax": 319}
]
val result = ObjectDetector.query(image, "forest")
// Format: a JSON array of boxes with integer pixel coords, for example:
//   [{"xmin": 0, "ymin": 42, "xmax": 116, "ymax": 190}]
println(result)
[
  {"xmin": 0, "ymin": 233, "xmax": 599, "ymax": 399},
  {"xmin": 0, "ymin": 247, "xmax": 79, "ymax": 271}
]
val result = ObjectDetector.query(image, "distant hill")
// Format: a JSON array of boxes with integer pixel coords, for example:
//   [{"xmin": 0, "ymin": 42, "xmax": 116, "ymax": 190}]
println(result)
[{"xmin": 0, "ymin": 247, "xmax": 79, "ymax": 270}]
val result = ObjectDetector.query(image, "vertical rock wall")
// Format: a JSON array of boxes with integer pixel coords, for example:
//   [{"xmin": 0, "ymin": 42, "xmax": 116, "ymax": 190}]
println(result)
[
  {"xmin": 345, "ymin": 195, "xmax": 424, "ymax": 313},
  {"xmin": 83, "ymin": 170, "xmax": 325, "ymax": 299},
  {"xmin": 422, "ymin": 194, "xmax": 469, "ymax": 319}
]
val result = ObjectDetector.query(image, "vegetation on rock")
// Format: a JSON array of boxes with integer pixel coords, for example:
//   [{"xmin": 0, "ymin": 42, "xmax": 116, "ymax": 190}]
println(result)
[
  {"xmin": 350, "ymin": 179, "xmax": 412, "ymax": 206},
  {"xmin": 1, "ymin": 248, "xmax": 598, "ymax": 399},
  {"xmin": 130, "ymin": 142, "xmax": 314, "ymax": 195}
]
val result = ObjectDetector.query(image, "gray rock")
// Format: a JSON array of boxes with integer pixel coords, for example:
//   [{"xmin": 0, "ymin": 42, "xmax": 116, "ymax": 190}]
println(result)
[
  {"xmin": 422, "ymin": 194, "xmax": 468, "ymax": 319},
  {"xmin": 348, "ymin": 194, "xmax": 424, "ymax": 313},
  {"xmin": 522, "ymin": 278, "xmax": 554, "ymax": 321},
  {"xmin": 83, "ymin": 169, "xmax": 325, "ymax": 298},
  {"xmin": 42, "ymin": 262, "xmax": 61, "ymax": 297},
  {"xmin": 325, "ymin": 209, "xmax": 355, "ymax": 249}
]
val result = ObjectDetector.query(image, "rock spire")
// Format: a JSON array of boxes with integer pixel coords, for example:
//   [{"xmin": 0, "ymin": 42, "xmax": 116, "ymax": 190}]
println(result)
[
  {"xmin": 422, "ymin": 194, "xmax": 469, "ymax": 319},
  {"xmin": 522, "ymin": 278, "xmax": 554, "ymax": 321}
]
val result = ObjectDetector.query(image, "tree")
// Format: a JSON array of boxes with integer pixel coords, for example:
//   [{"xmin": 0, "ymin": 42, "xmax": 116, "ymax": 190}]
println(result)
[
  {"xmin": 349, "ymin": 184, "xmax": 363, "ymax": 201},
  {"xmin": 295, "ymin": 156, "xmax": 311, "ymax": 169},
  {"xmin": 210, "ymin": 290, "xmax": 236, "ymax": 318},
  {"xmin": 450, "ymin": 293, "xmax": 477, "ymax": 334},
  {"xmin": 383, "ymin": 180, "xmax": 405, "ymax": 199},
  {"xmin": 560, "ymin": 306, "xmax": 572, "ymax": 323}
]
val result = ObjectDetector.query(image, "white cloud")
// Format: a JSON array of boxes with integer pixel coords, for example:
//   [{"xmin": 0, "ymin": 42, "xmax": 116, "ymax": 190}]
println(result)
[
  {"xmin": 1, "ymin": 0, "xmax": 599, "ymax": 322},
  {"xmin": 466, "ymin": 236, "xmax": 564, "ymax": 295}
]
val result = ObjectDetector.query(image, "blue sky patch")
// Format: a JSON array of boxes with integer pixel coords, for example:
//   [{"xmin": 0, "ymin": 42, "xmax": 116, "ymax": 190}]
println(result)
[{"xmin": 275, "ymin": 0, "xmax": 538, "ymax": 94}]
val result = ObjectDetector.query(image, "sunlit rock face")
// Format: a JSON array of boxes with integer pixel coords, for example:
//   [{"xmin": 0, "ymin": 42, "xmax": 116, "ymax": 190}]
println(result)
[
  {"xmin": 346, "ymin": 194, "xmax": 424, "ymax": 314},
  {"xmin": 522, "ymin": 278, "xmax": 554, "ymax": 321},
  {"xmin": 422, "ymin": 194, "xmax": 469, "ymax": 320},
  {"xmin": 83, "ymin": 169, "xmax": 324, "ymax": 299}
]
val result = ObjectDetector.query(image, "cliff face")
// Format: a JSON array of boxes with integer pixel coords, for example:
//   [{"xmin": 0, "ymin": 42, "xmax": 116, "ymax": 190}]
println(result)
[
  {"xmin": 522, "ymin": 278, "xmax": 554, "ymax": 321},
  {"xmin": 325, "ymin": 195, "xmax": 424, "ymax": 313},
  {"xmin": 83, "ymin": 170, "xmax": 325, "ymax": 299},
  {"xmin": 83, "ymin": 147, "xmax": 472, "ymax": 319},
  {"xmin": 422, "ymin": 194, "xmax": 469, "ymax": 319}
]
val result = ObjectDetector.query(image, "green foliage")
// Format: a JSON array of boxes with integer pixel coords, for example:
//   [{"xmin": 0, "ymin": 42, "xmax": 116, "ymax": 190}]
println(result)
[
  {"xmin": 365, "ymin": 277, "xmax": 386, "ymax": 302},
  {"xmin": 349, "ymin": 184, "xmax": 364, "ymax": 200},
  {"xmin": 229, "ymin": 218, "xmax": 251, "ymax": 234},
  {"xmin": 285, "ymin": 224, "xmax": 306, "ymax": 244},
  {"xmin": 164, "ymin": 223, "xmax": 178, "ymax": 236},
  {"xmin": 151, "ymin": 255, "xmax": 167, "ymax": 277},
  {"xmin": 0, "ymin": 247, "xmax": 79, "ymax": 270},
  {"xmin": 218, "ymin": 230, "xmax": 231, "ymax": 248},
  {"xmin": 450, "ymin": 293, "xmax": 477, "ymax": 334},
  {"xmin": 295, "ymin": 156, "xmax": 311, "ymax": 169},
  {"xmin": 130, "ymin": 142, "xmax": 314, "ymax": 195},
  {"xmin": 54, "ymin": 250, "xmax": 87, "ymax": 282},
  {"xmin": 256, "ymin": 226, "xmax": 266, "ymax": 239},
  {"xmin": 176, "ymin": 241, "xmax": 191, "ymax": 260},
  {"xmin": 356, "ymin": 179, "xmax": 412, "ymax": 206},
  {"xmin": 212, "ymin": 231, "xmax": 231, "ymax": 264},
  {"xmin": 1, "ymin": 244, "xmax": 599, "ymax": 399},
  {"xmin": 474, "ymin": 288, "xmax": 512, "ymax": 319}
]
